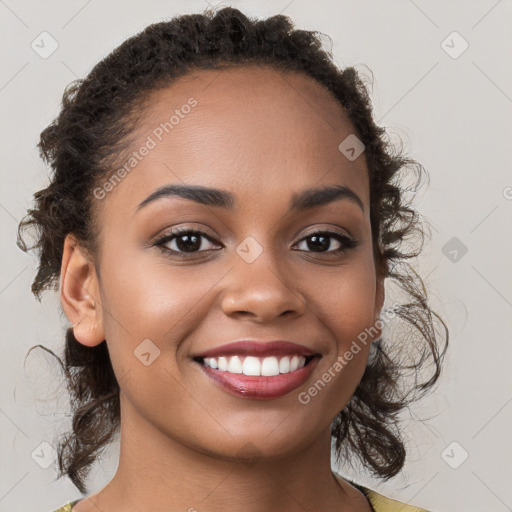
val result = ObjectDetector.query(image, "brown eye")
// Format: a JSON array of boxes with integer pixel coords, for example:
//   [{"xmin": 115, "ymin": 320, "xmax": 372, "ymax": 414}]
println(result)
[
  {"xmin": 154, "ymin": 228, "xmax": 221, "ymax": 255},
  {"xmin": 294, "ymin": 230, "xmax": 358, "ymax": 254}
]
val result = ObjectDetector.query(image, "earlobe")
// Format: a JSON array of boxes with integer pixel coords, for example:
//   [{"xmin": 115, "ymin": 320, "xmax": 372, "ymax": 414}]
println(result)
[{"xmin": 60, "ymin": 234, "xmax": 105, "ymax": 347}]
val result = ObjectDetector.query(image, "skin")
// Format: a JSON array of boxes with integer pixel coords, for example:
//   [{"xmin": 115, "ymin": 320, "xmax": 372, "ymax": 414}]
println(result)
[{"xmin": 60, "ymin": 65, "xmax": 384, "ymax": 512}]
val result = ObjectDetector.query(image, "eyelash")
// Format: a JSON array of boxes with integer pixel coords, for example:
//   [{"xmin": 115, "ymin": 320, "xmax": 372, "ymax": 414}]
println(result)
[{"xmin": 153, "ymin": 226, "xmax": 359, "ymax": 258}]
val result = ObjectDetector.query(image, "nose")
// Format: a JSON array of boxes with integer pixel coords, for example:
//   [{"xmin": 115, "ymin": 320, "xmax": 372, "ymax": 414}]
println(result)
[{"xmin": 220, "ymin": 248, "xmax": 306, "ymax": 323}]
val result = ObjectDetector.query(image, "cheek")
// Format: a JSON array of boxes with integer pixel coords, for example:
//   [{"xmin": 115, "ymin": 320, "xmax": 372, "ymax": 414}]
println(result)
[
  {"xmin": 296, "ymin": 265, "xmax": 377, "ymax": 418},
  {"xmin": 305, "ymin": 259, "xmax": 378, "ymax": 350},
  {"xmin": 96, "ymin": 257, "xmax": 210, "ymax": 415},
  {"xmin": 98, "ymin": 252, "xmax": 223, "ymax": 357}
]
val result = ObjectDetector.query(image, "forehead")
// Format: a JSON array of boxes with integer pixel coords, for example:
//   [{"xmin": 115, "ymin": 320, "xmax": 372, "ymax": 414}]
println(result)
[
  {"xmin": 140, "ymin": 65, "xmax": 359, "ymax": 156},
  {"xmin": 145, "ymin": 64, "xmax": 350, "ymax": 132},
  {"xmin": 101, "ymin": 65, "xmax": 369, "ymax": 216}
]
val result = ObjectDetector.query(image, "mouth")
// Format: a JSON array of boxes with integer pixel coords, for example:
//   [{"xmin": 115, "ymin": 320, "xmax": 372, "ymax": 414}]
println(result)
[
  {"xmin": 192, "ymin": 353, "xmax": 319, "ymax": 376},
  {"xmin": 192, "ymin": 351, "xmax": 321, "ymax": 400}
]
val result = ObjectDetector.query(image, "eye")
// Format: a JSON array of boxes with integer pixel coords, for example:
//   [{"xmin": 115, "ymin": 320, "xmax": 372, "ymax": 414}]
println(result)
[
  {"xmin": 153, "ymin": 227, "xmax": 221, "ymax": 256},
  {"xmin": 294, "ymin": 229, "xmax": 358, "ymax": 254},
  {"xmin": 152, "ymin": 226, "xmax": 358, "ymax": 259}
]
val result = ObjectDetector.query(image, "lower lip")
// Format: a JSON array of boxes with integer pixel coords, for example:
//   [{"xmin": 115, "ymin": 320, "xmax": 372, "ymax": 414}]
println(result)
[{"xmin": 195, "ymin": 357, "xmax": 320, "ymax": 399}]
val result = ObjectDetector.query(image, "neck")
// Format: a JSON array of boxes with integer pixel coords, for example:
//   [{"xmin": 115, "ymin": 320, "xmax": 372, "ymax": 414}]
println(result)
[{"xmin": 86, "ymin": 394, "xmax": 354, "ymax": 512}]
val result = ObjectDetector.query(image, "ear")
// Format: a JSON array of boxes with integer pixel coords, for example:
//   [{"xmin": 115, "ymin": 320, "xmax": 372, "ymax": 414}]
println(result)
[{"xmin": 60, "ymin": 234, "xmax": 105, "ymax": 347}]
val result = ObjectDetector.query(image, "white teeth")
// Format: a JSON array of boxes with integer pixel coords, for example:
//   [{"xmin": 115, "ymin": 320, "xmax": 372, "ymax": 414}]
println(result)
[
  {"xmin": 279, "ymin": 356, "xmax": 290, "ymax": 373},
  {"xmin": 218, "ymin": 356, "xmax": 228, "ymax": 371},
  {"xmin": 243, "ymin": 356, "xmax": 261, "ymax": 375},
  {"xmin": 227, "ymin": 355, "xmax": 243, "ymax": 374},
  {"xmin": 261, "ymin": 356, "xmax": 280, "ymax": 376},
  {"xmin": 202, "ymin": 355, "xmax": 309, "ymax": 376}
]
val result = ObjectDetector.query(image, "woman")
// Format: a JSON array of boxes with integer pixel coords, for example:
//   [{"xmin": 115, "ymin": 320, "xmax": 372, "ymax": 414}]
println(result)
[{"xmin": 18, "ymin": 7, "xmax": 448, "ymax": 511}]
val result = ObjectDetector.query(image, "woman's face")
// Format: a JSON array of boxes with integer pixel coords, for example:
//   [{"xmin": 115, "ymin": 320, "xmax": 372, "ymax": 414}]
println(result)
[{"xmin": 65, "ymin": 65, "xmax": 384, "ymax": 462}]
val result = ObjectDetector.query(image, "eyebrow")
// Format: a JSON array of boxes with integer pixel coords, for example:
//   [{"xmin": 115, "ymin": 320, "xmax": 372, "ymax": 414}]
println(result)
[{"xmin": 135, "ymin": 183, "xmax": 364, "ymax": 214}]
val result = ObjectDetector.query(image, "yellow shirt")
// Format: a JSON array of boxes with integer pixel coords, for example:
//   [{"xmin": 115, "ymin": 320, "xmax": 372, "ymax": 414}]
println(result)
[
  {"xmin": 344, "ymin": 481, "xmax": 432, "ymax": 511},
  {"xmin": 363, "ymin": 489, "xmax": 432, "ymax": 512}
]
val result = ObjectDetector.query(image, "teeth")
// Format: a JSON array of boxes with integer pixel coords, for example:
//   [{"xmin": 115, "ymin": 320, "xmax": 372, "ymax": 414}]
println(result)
[
  {"xmin": 243, "ymin": 356, "xmax": 261, "ymax": 376},
  {"xmin": 202, "ymin": 355, "xmax": 308, "ymax": 376},
  {"xmin": 228, "ymin": 355, "xmax": 243, "ymax": 374},
  {"xmin": 260, "ymin": 356, "xmax": 279, "ymax": 376},
  {"xmin": 279, "ymin": 356, "xmax": 290, "ymax": 373}
]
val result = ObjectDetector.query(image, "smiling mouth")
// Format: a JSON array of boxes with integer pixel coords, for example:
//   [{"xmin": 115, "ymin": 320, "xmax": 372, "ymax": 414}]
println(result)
[
  {"xmin": 193, "ymin": 354, "xmax": 318, "ymax": 377},
  {"xmin": 193, "ymin": 353, "xmax": 321, "ymax": 400}
]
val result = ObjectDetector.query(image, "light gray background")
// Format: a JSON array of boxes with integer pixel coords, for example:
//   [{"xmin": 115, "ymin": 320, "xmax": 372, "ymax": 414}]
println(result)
[{"xmin": 1, "ymin": 0, "xmax": 511, "ymax": 511}]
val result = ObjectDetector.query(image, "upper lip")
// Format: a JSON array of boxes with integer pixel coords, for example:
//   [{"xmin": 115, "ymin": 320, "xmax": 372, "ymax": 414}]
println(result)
[{"xmin": 193, "ymin": 340, "xmax": 320, "ymax": 359}]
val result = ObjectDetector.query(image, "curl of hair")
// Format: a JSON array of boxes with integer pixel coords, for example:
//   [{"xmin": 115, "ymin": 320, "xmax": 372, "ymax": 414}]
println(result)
[{"xmin": 18, "ymin": 7, "xmax": 448, "ymax": 494}]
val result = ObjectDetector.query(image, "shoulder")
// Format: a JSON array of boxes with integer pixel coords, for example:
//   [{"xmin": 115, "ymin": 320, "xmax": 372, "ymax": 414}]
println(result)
[
  {"xmin": 334, "ymin": 472, "xmax": 433, "ymax": 512},
  {"xmin": 363, "ymin": 487, "xmax": 433, "ymax": 512},
  {"xmin": 51, "ymin": 499, "xmax": 82, "ymax": 512}
]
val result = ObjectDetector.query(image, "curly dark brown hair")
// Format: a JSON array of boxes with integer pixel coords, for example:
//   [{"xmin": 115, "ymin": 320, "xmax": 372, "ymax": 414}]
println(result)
[{"xmin": 18, "ymin": 6, "xmax": 448, "ymax": 495}]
